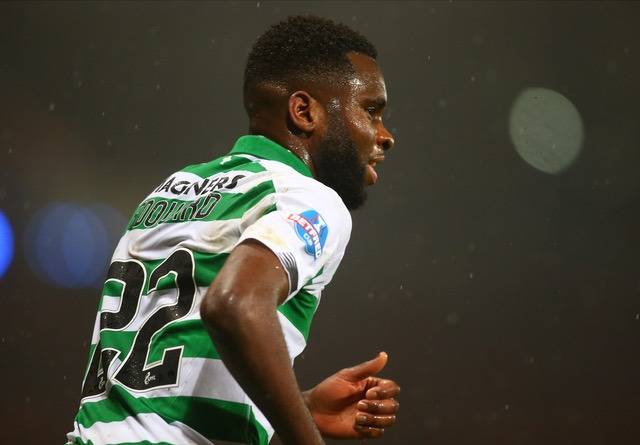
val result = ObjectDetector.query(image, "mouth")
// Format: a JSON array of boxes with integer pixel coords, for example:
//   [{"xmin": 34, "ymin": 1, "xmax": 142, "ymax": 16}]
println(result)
[{"xmin": 365, "ymin": 154, "xmax": 385, "ymax": 185}]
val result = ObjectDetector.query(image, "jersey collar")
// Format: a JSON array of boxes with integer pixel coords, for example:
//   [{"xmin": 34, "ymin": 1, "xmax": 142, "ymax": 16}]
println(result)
[{"xmin": 229, "ymin": 135, "xmax": 313, "ymax": 178}]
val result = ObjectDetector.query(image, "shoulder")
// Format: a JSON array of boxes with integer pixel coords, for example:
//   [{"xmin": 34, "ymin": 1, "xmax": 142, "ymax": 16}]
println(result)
[{"xmin": 258, "ymin": 159, "xmax": 352, "ymax": 234}]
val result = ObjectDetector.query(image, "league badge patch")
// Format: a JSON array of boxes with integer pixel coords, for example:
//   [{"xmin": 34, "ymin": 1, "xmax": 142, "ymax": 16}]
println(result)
[{"xmin": 287, "ymin": 210, "xmax": 329, "ymax": 260}]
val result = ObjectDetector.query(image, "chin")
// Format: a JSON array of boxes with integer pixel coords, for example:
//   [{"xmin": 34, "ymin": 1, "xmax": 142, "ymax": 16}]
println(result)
[{"xmin": 342, "ymin": 188, "xmax": 367, "ymax": 211}]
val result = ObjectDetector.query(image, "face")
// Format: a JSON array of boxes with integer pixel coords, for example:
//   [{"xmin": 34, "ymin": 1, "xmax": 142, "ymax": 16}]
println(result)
[{"xmin": 313, "ymin": 52, "xmax": 395, "ymax": 210}]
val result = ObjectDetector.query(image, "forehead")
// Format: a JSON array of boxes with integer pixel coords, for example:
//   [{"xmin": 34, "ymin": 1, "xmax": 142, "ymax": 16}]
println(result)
[{"xmin": 343, "ymin": 52, "xmax": 387, "ymax": 100}]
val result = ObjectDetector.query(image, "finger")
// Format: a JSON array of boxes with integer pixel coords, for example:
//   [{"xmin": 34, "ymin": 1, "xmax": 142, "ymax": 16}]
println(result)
[
  {"xmin": 365, "ymin": 378, "xmax": 401, "ymax": 399},
  {"xmin": 356, "ymin": 413, "xmax": 397, "ymax": 428},
  {"xmin": 358, "ymin": 398, "xmax": 400, "ymax": 415},
  {"xmin": 353, "ymin": 425, "xmax": 385, "ymax": 438},
  {"xmin": 337, "ymin": 351, "xmax": 388, "ymax": 382}
]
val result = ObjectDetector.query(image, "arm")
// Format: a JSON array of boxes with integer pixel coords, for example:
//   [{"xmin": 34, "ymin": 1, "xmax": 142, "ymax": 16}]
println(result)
[{"xmin": 200, "ymin": 240, "xmax": 324, "ymax": 445}]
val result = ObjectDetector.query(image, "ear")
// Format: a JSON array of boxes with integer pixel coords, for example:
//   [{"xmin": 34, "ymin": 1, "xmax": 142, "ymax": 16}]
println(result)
[{"xmin": 287, "ymin": 91, "xmax": 325, "ymax": 135}]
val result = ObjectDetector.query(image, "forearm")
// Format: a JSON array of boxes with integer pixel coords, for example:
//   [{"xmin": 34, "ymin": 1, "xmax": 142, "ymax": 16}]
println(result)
[
  {"xmin": 301, "ymin": 389, "xmax": 325, "ymax": 436},
  {"xmin": 202, "ymin": 303, "xmax": 324, "ymax": 445}
]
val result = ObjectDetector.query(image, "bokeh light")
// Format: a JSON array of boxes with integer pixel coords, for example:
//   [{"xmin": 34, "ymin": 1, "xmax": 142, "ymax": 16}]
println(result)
[
  {"xmin": 509, "ymin": 87, "xmax": 584, "ymax": 174},
  {"xmin": 0, "ymin": 210, "xmax": 15, "ymax": 279},
  {"xmin": 24, "ymin": 202, "xmax": 126, "ymax": 289}
]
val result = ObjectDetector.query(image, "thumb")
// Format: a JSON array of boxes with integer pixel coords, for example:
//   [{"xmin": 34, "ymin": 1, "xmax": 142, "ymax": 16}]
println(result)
[{"xmin": 338, "ymin": 351, "xmax": 388, "ymax": 382}]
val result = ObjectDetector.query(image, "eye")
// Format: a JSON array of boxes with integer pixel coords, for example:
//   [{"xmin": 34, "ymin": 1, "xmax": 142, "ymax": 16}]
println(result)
[{"xmin": 366, "ymin": 107, "xmax": 379, "ymax": 119}]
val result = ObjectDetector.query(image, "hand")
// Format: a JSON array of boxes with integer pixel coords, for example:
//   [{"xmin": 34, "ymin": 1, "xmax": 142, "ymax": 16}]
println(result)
[{"xmin": 304, "ymin": 352, "xmax": 400, "ymax": 439}]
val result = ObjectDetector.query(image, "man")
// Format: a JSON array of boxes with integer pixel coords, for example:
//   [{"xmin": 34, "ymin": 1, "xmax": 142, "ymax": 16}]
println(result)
[{"xmin": 67, "ymin": 15, "xmax": 399, "ymax": 445}]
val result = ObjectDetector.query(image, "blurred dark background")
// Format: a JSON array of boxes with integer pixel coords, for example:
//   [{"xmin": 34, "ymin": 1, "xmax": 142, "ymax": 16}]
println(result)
[{"xmin": 1, "ymin": 1, "xmax": 639, "ymax": 444}]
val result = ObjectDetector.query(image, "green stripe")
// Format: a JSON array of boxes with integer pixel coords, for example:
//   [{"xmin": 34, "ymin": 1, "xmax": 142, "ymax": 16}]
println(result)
[
  {"xmin": 126, "ymin": 180, "xmax": 275, "ymax": 231},
  {"xmin": 104, "ymin": 279, "xmax": 125, "ymax": 297},
  {"xmin": 137, "ymin": 252, "xmax": 228, "ymax": 294},
  {"xmin": 100, "ymin": 293, "xmax": 319, "ymax": 363},
  {"xmin": 180, "ymin": 155, "xmax": 266, "ymax": 178},
  {"xmin": 230, "ymin": 135, "xmax": 313, "ymax": 178},
  {"xmin": 99, "ymin": 319, "xmax": 219, "ymax": 362},
  {"xmin": 76, "ymin": 385, "xmax": 268, "ymax": 444},
  {"xmin": 149, "ymin": 318, "xmax": 219, "ymax": 361},
  {"xmin": 204, "ymin": 179, "xmax": 274, "ymax": 222},
  {"xmin": 262, "ymin": 202, "xmax": 277, "ymax": 215},
  {"xmin": 100, "ymin": 330, "xmax": 136, "ymax": 356},
  {"xmin": 99, "ymin": 252, "xmax": 228, "ymax": 304},
  {"xmin": 192, "ymin": 252, "xmax": 229, "ymax": 288},
  {"xmin": 278, "ymin": 289, "xmax": 319, "ymax": 341}
]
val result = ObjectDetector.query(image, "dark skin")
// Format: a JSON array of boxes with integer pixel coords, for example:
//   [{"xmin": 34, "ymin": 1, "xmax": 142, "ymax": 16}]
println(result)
[{"xmin": 200, "ymin": 52, "xmax": 398, "ymax": 444}]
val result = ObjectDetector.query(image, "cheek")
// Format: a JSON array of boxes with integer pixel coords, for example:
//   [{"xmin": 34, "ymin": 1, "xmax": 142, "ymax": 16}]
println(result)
[
  {"xmin": 353, "ymin": 120, "xmax": 377, "ymax": 155},
  {"xmin": 348, "ymin": 113, "xmax": 376, "ymax": 142},
  {"xmin": 341, "ymin": 106, "xmax": 376, "ymax": 158},
  {"xmin": 352, "ymin": 110, "xmax": 375, "ymax": 137}
]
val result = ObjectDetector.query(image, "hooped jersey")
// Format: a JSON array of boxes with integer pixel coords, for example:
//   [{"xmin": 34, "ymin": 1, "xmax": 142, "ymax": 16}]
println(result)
[{"xmin": 67, "ymin": 135, "xmax": 352, "ymax": 445}]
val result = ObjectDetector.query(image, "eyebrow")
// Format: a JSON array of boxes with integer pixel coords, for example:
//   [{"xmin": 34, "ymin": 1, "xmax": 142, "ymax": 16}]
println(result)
[{"xmin": 366, "ymin": 97, "xmax": 387, "ymax": 109}]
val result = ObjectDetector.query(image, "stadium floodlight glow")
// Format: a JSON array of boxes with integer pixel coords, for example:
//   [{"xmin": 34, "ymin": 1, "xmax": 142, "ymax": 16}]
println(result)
[
  {"xmin": 24, "ymin": 202, "xmax": 125, "ymax": 289},
  {"xmin": 0, "ymin": 210, "xmax": 14, "ymax": 279},
  {"xmin": 509, "ymin": 87, "xmax": 584, "ymax": 174}
]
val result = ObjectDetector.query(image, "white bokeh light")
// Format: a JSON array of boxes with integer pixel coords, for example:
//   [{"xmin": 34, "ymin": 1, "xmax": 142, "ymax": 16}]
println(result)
[{"xmin": 509, "ymin": 87, "xmax": 584, "ymax": 174}]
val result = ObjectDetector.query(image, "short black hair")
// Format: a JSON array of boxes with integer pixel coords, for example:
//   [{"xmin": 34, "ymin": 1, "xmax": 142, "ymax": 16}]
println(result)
[{"xmin": 244, "ymin": 15, "xmax": 377, "ymax": 98}]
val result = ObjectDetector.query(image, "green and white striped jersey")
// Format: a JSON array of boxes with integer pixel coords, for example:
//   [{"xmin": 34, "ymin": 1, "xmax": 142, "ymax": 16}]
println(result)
[{"xmin": 67, "ymin": 135, "xmax": 352, "ymax": 445}]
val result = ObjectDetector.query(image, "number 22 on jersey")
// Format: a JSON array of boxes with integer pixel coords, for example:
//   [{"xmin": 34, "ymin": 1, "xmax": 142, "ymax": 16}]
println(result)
[{"xmin": 81, "ymin": 249, "xmax": 197, "ymax": 399}]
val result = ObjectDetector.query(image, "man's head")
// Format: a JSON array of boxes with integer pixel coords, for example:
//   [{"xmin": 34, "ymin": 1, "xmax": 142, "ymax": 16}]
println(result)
[{"xmin": 244, "ymin": 16, "xmax": 394, "ymax": 210}]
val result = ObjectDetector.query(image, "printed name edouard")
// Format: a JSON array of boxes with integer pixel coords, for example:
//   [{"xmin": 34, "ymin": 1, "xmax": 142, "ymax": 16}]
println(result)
[{"xmin": 127, "ymin": 173, "xmax": 245, "ymax": 229}]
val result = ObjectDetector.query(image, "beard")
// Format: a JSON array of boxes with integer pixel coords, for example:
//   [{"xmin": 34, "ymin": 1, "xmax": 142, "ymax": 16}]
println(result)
[{"xmin": 313, "ymin": 114, "xmax": 367, "ymax": 210}]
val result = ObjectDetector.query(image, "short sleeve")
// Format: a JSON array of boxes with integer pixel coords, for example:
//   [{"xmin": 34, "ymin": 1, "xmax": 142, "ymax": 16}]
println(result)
[{"xmin": 237, "ymin": 174, "xmax": 351, "ymax": 299}]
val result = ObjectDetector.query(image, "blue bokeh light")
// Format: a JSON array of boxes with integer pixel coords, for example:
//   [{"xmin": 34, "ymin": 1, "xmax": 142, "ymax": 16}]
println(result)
[
  {"xmin": 61, "ymin": 206, "xmax": 108, "ymax": 287},
  {"xmin": 24, "ymin": 202, "xmax": 125, "ymax": 289},
  {"xmin": 0, "ymin": 210, "xmax": 15, "ymax": 279}
]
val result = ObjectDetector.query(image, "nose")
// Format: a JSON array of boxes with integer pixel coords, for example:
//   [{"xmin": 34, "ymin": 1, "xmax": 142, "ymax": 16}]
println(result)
[{"xmin": 377, "ymin": 124, "xmax": 395, "ymax": 151}]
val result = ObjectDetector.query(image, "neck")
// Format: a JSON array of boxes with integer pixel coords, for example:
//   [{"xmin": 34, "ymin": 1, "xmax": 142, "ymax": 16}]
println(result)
[{"xmin": 248, "ymin": 126, "xmax": 317, "ymax": 177}]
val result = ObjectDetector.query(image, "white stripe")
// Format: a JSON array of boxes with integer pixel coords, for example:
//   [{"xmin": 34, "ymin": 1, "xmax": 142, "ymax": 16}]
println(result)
[
  {"xmin": 149, "ymin": 169, "xmax": 272, "ymax": 200},
  {"xmin": 68, "ymin": 412, "xmax": 214, "ymax": 444},
  {"xmin": 237, "ymin": 193, "xmax": 279, "ymax": 232},
  {"xmin": 114, "ymin": 219, "xmax": 243, "ymax": 260},
  {"xmin": 92, "ymin": 286, "xmax": 306, "ymax": 374},
  {"xmin": 111, "ymin": 357, "xmax": 252, "ymax": 404},
  {"xmin": 101, "ymin": 295, "xmax": 121, "ymax": 312},
  {"xmin": 79, "ymin": 357, "xmax": 275, "ymax": 439},
  {"xmin": 278, "ymin": 312, "xmax": 307, "ymax": 362},
  {"xmin": 113, "ymin": 189, "xmax": 277, "ymax": 261},
  {"xmin": 90, "ymin": 312, "xmax": 100, "ymax": 344},
  {"xmin": 96, "ymin": 287, "xmax": 307, "ymax": 363},
  {"xmin": 97, "ymin": 285, "xmax": 307, "ymax": 338}
]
